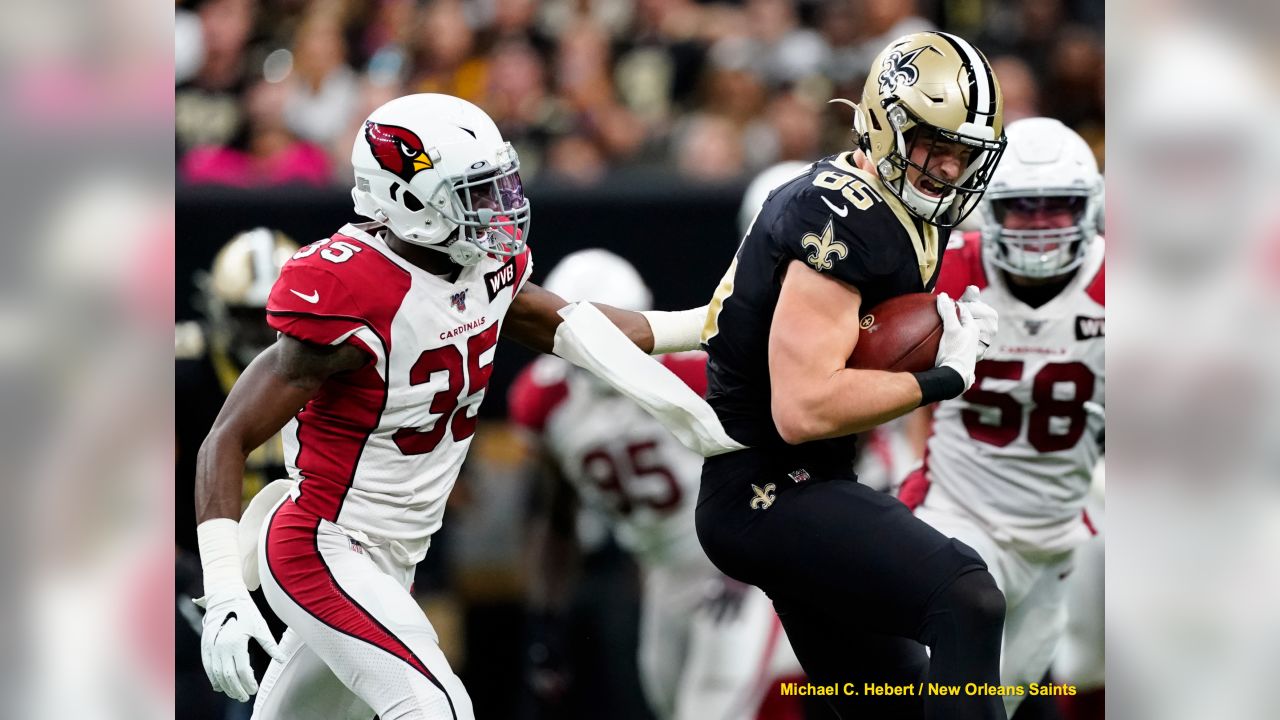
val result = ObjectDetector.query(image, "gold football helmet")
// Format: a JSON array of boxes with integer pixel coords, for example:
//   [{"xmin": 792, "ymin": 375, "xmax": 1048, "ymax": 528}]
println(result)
[
  {"xmin": 853, "ymin": 32, "xmax": 1007, "ymax": 227},
  {"xmin": 195, "ymin": 228, "xmax": 298, "ymax": 366}
]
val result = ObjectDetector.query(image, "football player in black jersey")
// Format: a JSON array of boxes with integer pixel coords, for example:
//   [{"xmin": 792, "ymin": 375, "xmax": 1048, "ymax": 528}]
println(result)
[{"xmin": 696, "ymin": 32, "xmax": 1010, "ymax": 720}]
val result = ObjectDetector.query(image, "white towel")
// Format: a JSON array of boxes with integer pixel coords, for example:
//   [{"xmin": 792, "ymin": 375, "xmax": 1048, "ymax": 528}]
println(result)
[
  {"xmin": 552, "ymin": 302, "xmax": 747, "ymax": 457},
  {"xmin": 238, "ymin": 479, "xmax": 294, "ymax": 590}
]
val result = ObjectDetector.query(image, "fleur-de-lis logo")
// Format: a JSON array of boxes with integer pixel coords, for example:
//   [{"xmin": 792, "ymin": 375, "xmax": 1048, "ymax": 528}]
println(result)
[
  {"xmin": 877, "ymin": 46, "xmax": 927, "ymax": 95},
  {"xmin": 801, "ymin": 218, "xmax": 848, "ymax": 272},
  {"xmin": 750, "ymin": 483, "xmax": 776, "ymax": 510}
]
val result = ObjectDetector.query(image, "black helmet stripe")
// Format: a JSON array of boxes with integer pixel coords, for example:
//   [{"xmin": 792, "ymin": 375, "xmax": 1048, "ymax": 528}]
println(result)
[{"xmin": 931, "ymin": 32, "xmax": 997, "ymax": 127}]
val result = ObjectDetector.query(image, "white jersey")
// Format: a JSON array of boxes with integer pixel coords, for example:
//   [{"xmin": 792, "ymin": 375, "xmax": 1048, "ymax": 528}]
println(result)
[
  {"xmin": 919, "ymin": 232, "xmax": 1105, "ymax": 555},
  {"xmin": 510, "ymin": 353, "xmax": 710, "ymax": 568},
  {"xmin": 265, "ymin": 222, "xmax": 533, "ymax": 563}
]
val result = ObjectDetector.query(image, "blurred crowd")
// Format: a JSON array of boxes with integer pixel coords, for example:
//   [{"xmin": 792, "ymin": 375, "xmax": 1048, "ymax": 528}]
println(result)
[{"xmin": 175, "ymin": 0, "xmax": 1104, "ymax": 188}]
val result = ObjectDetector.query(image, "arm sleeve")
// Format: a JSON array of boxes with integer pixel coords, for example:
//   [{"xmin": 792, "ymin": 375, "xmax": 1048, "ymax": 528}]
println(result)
[{"xmin": 266, "ymin": 260, "xmax": 368, "ymax": 347}]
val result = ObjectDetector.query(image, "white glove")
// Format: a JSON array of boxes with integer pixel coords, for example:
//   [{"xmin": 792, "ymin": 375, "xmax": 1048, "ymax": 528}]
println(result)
[
  {"xmin": 934, "ymin": 293, "xmax": 982, "ymax": 390},
  {"xmin": 958, "ymin": 285, "xmax": 998, "ymax": 359},
  {"xmin": 194, "ymin": 587, "xmax": 285, "ymax": 702}
]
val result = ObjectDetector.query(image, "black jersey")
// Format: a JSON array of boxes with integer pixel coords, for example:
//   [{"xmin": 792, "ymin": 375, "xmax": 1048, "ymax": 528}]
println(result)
[{"xmin": 703, "ymin": 153, "xmax": 949, "ymax": 471}]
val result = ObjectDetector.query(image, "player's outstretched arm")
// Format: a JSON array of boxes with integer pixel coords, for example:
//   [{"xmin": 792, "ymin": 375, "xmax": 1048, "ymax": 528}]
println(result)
[
  {"xmin": 506, "ymin": 281, "xmax": 657, "ymax": 354},
  {"xmin": 769, "ymin": 261, "xmax": 930, "ymax": 444},
  {"xmin": 192, "ymin": 335, "xmax": 365, "ymax": 702}
]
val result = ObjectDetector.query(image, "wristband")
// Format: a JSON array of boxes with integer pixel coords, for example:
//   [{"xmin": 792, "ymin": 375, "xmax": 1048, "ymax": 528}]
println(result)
[
  {"xmin": 197, "ymin": 518, "xmax": 244, "ymax": 592},
  {"xmin": 640, "ymin": 305, "xmax": 708, "ymax": 355},
  {"xmin": 912, "ymin": 366, "xmax": 965, "ymax": 406}
]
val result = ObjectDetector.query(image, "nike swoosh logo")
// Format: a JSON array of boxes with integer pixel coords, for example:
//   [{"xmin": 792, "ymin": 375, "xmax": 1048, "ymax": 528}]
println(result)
[
  {"xmin": 213, "ymin": 611, "xmax": 238, "ymax": 644},
  {"xmin": 290, "ymin": 289, "xmax": 320, "ymax": 304},
  {"xmin": 821, "ymin": 196, "xmax": 849, "ymax": 217}
]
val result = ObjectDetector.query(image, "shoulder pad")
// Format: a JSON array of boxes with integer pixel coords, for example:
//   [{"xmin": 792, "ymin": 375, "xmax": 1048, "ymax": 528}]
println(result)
[
  {"xmin": 658, "ymin": 351, "xmax": 708, "ymax": 397},
  {"xmin": 509, "ymin": 356, "xmax": 570, "ymax": 432},
  {"xmin": 935, "ymin": 231, "xmax": 988, "ymax": 296},
  {"xmin": 1085, "ymin": 260, "xmax": 1104, "ymax": 307},
  {"xmin": 267, "ymin": 237, "xmax": 399, "ymax": 346},
  {"xmin": 777, "ymin": 180, "xmax": 906, "ymax": 285}
]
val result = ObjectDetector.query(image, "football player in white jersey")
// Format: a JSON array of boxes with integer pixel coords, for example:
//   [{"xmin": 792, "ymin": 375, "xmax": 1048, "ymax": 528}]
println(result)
[
  {"xmin": 191, "ymin": 94, "xmax": 708, "ymax": 720},
  {"xmin": 899, "ymin": 117, "xmax": 1105, "ymax": 718},
  {"xmin": 510, "ymin": 250, "xmax": 803, "ymax": 720}
]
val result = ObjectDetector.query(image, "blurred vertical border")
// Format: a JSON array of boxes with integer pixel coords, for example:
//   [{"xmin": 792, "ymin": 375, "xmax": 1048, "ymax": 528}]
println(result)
[
  {"xmin": 1109, "ymin": 1, "xmax": 1280, "ymax": 718},
  {"xmin": 0, "ymin": 0, "xmax": 174, "ymax": 717}
]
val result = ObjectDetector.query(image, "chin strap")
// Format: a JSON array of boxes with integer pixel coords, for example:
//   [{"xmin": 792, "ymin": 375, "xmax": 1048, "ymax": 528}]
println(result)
[{"xmin": 364, "ymin": 216, "xmax": 495, "ymax": 268}]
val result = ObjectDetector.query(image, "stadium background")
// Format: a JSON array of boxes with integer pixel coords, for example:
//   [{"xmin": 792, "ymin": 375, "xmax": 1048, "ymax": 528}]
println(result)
[{"xmin": 175, "ymin": 0, "xmax": 1104, "ymax": 718}]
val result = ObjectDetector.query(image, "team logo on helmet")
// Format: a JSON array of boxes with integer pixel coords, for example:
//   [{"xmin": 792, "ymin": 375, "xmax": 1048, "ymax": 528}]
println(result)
[
  {"xmin": 364, "ymin": 121, "xmax": 433, "ymax": 182},
  {"xmin": 877, "ymin": 46, "xmax": 928, "ymax": 95}
]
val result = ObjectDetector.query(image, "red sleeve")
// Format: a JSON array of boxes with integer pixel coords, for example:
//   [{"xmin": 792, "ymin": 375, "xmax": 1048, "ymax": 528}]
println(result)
[
  {"xmin": 660, "ymin": 351, "xmax": 709, "ymax": 397},
  {"xmin": 1085, "ymin": 260, "xmax": 1104, "ymax": 306},
  {"xmin": 933, "ymin": 231, "xmax": 988, "ymax": 297},
  {"xmin": 266, "ymin": 260, "xmax": 367, "ymax": 346},
  {"xmin": 508, "ymin": 360, "xmax": 569, "ymax": 432}
]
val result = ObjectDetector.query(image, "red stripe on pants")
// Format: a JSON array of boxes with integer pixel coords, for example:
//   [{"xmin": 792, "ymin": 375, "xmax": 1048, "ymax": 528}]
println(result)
[{"xmin": 265, "ymin": 499, "xmax": 436, "ymax": 681}]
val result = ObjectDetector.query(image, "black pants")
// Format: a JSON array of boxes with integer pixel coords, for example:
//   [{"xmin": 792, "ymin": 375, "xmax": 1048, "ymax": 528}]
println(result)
[{"xmin": 697, "ymin": 449, "xmax": 1007, "ymax": 720}]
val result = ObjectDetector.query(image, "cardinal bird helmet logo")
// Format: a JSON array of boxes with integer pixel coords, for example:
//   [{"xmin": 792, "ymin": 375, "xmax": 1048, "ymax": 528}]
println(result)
[{"xmin": 364, "ymin": 121, "xmax": 434, "ymax": 182}]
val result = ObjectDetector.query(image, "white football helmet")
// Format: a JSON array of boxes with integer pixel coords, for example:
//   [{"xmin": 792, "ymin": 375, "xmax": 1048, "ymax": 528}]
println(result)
[
  {"xmin": 543, "ymin": 249, "xmax": 652, "ymax": 395},
  {"xmin": 738, "ymin": 161, "xmax": 811, "ymax": 238},
  {"xmin": 980, "ymin": 117, "xmax": 1103, "ymax": 279},
  {"xmin": 195, "ymin": 227, "xmax": 298, "ymax": 366},
  {"xmin": 351, "ymin": 93, "xmax": 531, "ymax": 266},
  {"xmin": 542, "ymin": 249, "xmax": 653, "ymax": 311}
]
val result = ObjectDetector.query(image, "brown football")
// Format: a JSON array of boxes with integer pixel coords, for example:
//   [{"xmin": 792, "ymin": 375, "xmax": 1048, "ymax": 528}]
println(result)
[{"xmin": 847, "ymin": 293, "xmax": 943, "ymax": 373}]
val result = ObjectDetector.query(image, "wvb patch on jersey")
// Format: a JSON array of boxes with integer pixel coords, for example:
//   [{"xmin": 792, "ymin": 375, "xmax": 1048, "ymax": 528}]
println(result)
[
  {"xmin": 484, "ymin": 258, "xmax": 518, "ymax": 300},
  {"xmin": 1075, "ymin": 316, "xmax": 1105, "ymax": 340}
]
